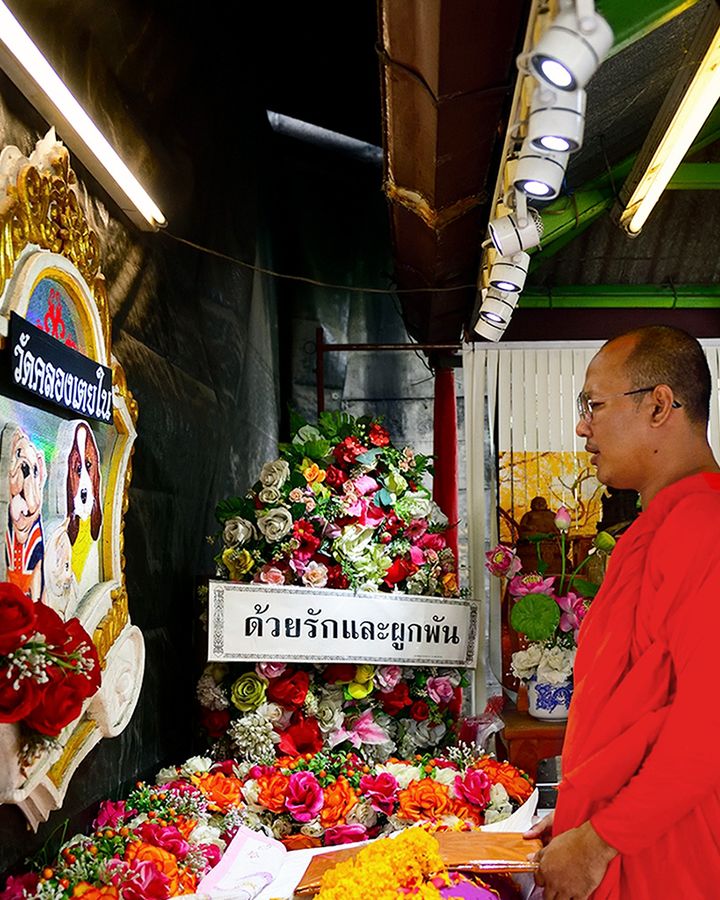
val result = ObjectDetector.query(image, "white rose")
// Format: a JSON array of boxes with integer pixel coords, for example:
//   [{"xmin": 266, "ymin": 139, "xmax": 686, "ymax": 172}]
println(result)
[
  {"xmin": 376, "ymin": 762, "xmax": 423, "ymax": 789},
  {"xmin": 154, "ymin": 766, "xmax": 178, "ymax": 785},
  {"xmin": 490, "ymin": 784, "xmax": 509, "ymax": 805},
  {"xmin": 316, "ymin": 698, "xmax": 344, "ymax": 734},
  {"xmin": 272, "ymin": 817, "xmax": 293, "ymax": 839},
  {"xmin": 258, "ymin": 486, "xmax": 282, "ymax": 505},
  {"xmin": 432, "ymin": 767, "xmax": 458, "ymax": 788},
  {"xmin": 179, "ymin": 755, "xmax": 213, "ymax": 777},
  {"xmin": 302, "ymin": 561, "xmax": 328, "ymax": 588},
  {"xmin": 256, "ymin": 702, "xmax": 286, "ymax": 726},
  {"xmin": 300, "ymin": 819, "xmax": 325, "ymax": 838},
  {"xmin": 260, "ymin": 459, "xmax": 290, "ymax": 489},
  {"xmin": 335, "ymin": 524, "xmax": 376, "ymax": 562},
  {"xmin": 242, "ymin": 779, "xmax": 263, "ymax": 810},
  {"xmin": 223, "ymin": 517, "xmax": 257, "ymax": 547},
  {"xmin": 257, "ymin": 507, "xmax": 293, "ymax": 542},
  {"xmin": 347, "ymin": 799, "xmax": 378, "ymax": 829},
  {"xmin": 510, "ymin": 643, "xmax": 545, "ymax": 681},
  {"xmin": 536, "ymin": 646, "xmax": 575, "ymax": 685},
  {"xmin": 189, "ymin": 823, "xmax": 224, "ymax": 847}
]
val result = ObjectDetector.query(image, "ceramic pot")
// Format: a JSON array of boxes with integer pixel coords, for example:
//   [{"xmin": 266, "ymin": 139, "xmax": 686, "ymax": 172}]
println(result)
[{"xmin": 527, "ymin": 676, "xmax": 573, "ymax": 721}]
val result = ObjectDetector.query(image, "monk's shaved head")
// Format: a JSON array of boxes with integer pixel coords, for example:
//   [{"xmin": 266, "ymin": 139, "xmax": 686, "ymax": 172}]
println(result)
[{"xmin": 604, "ymin": 326, "xmax": 711, "ymax": 426}]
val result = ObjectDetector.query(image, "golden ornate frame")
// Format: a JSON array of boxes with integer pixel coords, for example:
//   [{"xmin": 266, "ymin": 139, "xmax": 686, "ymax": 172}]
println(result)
[{"xmin": 0, "ymin": 133, "xmax": 143, "ymax": 829}]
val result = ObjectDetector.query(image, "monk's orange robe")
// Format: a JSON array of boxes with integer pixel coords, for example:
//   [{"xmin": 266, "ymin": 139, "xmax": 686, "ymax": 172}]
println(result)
[{"xmin": 554, "ymin": 472, "xmax": 720, "ymax": 899}]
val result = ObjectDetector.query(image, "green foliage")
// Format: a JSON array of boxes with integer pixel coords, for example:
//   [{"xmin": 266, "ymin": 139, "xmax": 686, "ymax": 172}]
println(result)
[
  {"xmin": 318, "ymin": 410, "xmax": 356, "ymax": 439},
  {"xmin": 215, "ymin": 496, "xmax": 254, "ymax": 523},
  {"xmin": 569, "ymin": 577, "xmax": 600, "ymax": 598},
  {"xmin": 510, "ymin": 592, "xmax": 561, "ymax": 642}
]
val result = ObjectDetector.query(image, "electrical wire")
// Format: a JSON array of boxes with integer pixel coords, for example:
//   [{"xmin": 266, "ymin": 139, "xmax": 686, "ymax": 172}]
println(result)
[{"xmin": 162, "ymin": 231, "xmax": 477, "ymax": 296}]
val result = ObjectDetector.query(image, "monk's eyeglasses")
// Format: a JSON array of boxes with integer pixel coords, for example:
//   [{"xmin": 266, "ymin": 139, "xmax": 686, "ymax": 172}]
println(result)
[{"xmin": 576, "ymin": 387, "xmax": 682, "ymax": 423}]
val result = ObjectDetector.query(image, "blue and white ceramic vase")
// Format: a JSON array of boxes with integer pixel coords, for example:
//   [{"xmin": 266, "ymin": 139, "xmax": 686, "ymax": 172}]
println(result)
[{"xmin": 527, "ymin": 676, "xmax": 573, "ymax": 721}]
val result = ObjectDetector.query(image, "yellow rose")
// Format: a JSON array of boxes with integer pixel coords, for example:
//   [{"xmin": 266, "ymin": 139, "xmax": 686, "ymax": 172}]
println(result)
[
  {"xmin": 355, "ymin": 664, "xmax": 375, "ymax": 684},
  {"xmin": 222, "ymin": 548, "xmax": 255, "ymax": 580},
  {"xmin": 230, "ymin": 672, "xmax": 267, "ymax": 711},
  {"xmin": 347, "ymin": 678, "xmax": 374, "ymax": 700},
  {"xmin": 301, "ymin": 459, "xmax": 327, "ymax": 485}
]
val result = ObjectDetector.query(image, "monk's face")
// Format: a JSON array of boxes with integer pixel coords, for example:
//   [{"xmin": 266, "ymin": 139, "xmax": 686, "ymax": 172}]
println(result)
[{"xmin": 575, "ymin": 335, "xmax": 654, "ymax": 489}]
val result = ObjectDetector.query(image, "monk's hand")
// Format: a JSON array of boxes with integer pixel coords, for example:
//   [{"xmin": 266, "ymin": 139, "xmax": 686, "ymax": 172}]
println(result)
[
  {"xmin": 534, "ymin": 820, "xmax": 617, "ymax": 900},
  {"xmin": 523, "ymin": 810, "xmax": 554, "ymax": 846}
]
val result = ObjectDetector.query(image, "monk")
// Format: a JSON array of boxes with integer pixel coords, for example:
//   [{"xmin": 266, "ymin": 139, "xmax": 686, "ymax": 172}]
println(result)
[{"xmin": 524, "ymin": 326, "xmax": 720, "ymax": 899}]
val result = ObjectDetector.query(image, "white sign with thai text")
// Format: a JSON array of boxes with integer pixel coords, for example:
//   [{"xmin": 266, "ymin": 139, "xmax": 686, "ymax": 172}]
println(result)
[{"xmin": 207, "ymin": 580, "xmax": 478, "ymax": 668}]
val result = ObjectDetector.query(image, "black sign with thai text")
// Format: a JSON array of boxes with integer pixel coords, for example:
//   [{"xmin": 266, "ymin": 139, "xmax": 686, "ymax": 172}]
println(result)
[{"xmin": 9, "ymin": 312, "xmax": 113, "ymax": 423}]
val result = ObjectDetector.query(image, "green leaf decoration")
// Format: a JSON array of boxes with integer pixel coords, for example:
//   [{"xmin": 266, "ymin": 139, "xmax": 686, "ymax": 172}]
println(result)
[
  {"xmin": 510, "ymin": 592, "xmax": 561, "ymax": 642},
  {"xmin": 289, "ymin": 407, "xmax": 308, "ymax": 436},
  {"xmin": 569, "ymin": 578, "xmax": 599, "ymax": 599},
  {"xmin": 215, "ymin": 496, "xmax": 253, "ymax": 523},
  {"xmin": 301, "ymin": 439, "xmax": 333, "ymax": 460}
]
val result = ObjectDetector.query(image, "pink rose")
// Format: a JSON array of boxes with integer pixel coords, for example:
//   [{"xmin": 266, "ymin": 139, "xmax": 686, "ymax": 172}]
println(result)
[
  {"xmin": 484, "ymin": 544, "xmax": 521, "ymax": 578},
  {"xmin": 324, "ymin": 823, "xmax": 368, "ymax": 845},
  {"xmin": 198, "ymin": 843, "xmax": 223, "ymax": 871},
  {"xmin": 284, "ymin": 770, "xmax": 324, "ymax": 822},
  {"xmin": 375, "ymin": 665, "xmax": 402, "ymax": 693},
  {"xmin": 454, "ymin": 769, "xmax": 492, "ymax": 809},
  {"xmin": 353, "ymin": 475, "xmax": 379, "ymax": 496},
  {"xmin": 114, "ymin": 859, "xmax": 170, "ymax": 900},
  {"xmin": 136, "ymin": 822, "xmax": 190, "ymax": 858},
  {"xmin": 93, "ymin": 799, "xmax": 130, "ymax": 829},
  {"xmin": 418, "ymin": 532, "xmax": 446, "ymax": 552},
  {"xmin": 426, "ymin": 676, "xmax": 455, "ymax": 705},
  {"xmin": 359, "ymin": 772, "xmax": 398, "ymax": 815},
  {"xmin": 260, "ymin": 565, "xmax": 286, "ymax": 585},
  {"xmin": 256, "ymin": 662, "xmax": 287, "ymax": 679},
  {"xmin": 302, "ymin": 561, "xmax": 328, "ymax": 588}
]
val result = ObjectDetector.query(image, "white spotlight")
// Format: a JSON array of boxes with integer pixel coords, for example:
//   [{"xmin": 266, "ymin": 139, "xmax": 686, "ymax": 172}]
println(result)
[
  {"xmin": 514, "ymin": 139, "xmax": 569, "ymax": 200},
  {"xmin": 522, "ymin": 7, "xmax": 613, "ymax": 92},
  {"xmin": 528, "ymin": 85, "xmax": 586, "ymax": 153},
  {"xmin": 489, "ymin": 250, "xmax": 530, "ymax": 293},
  {"xmin": 488, "ymin": 205, "xmax": 544, "ymax": 256},
  {"xmin": 474, "ymin": 289, "xmax": 519, "ymax": 342}
]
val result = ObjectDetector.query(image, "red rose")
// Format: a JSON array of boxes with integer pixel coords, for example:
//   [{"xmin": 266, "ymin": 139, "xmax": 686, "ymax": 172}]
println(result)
[
  {"xmin": 332, "ymin": 436, "xmax": 368, "ymax": 467},
  {"xmin": 324, "ymin": 465, "xmax": 347, "ymax": 489},
  {"xmin": 410, "ymin": 700, "xmax": 430, "ymax": 721},
  {"xmin": 0, "ymin": 582, "xmax": 37, "ymax": 655},
  {"xmin": 278, "ymin": 711, "xmax": 323, "ymax": 756},
  {"xmin": 62, "ymin": 617, "xmax": 101, "ymax": 697},
  {"xmin": 383, "ymin": 558, "xmax": 418, "ymax": 588},
  {"xmin": 33, "ymin": 602, "xmax": 68, "ymax": 648},
  {"xmin": 323, "ymin": 663, "xmax": 356, "ymax": 684},
  {"xmin": 368, "ymin": 423, "xmax": 390, "ymax": 447},
  {"xmin": 326, "ymin": 565, "xmax": 349, "ymax": 590},
  {"xmin": 380, "ymin": 682, "xmax": 412, "ymax": 716},
  {"xmin": 0, "ymin": 665, "xmax": 41, "ymax": 722},
  {"xmin": 24, "ymin": 668, "xmax": 85, "ymax": 736},
  {"xmin": 266, "ymin": 669, "xmax": 310, "ymax": 708},
  {"xmin": 200, "ymin": 707, "xmax": 231, "ymax": 738}
]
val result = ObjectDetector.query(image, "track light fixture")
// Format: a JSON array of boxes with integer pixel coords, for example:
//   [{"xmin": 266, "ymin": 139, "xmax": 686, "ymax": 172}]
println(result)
[
  {"xmin": 528, "ymin": 85, "xmax": 586, "ymax": 153},
  {"xmin": 474, "ymin": 288, "xmax": 520, "ymax": 342},
  {"xmin": 514, "ymin": 139, "xmax": 569, "ymax": 200},
  {"xmin": 487, "ymin": 199, "xmax": 544, "ymax": 257},
  {"xmin": 521, "ymin": 3, "xmax": 613, "ymax": 93},
  {"xmin": 489, "ymin": 250, "xmax": 530, "ymax": 293}
]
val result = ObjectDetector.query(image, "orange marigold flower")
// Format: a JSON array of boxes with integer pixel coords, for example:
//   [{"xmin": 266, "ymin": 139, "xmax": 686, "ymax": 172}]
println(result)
[
  {"xmin": 319, "ymin": 776, "xmax": 358, "ymax": 828},
  {"xmin": 282, "ymin": 833, "xmax": 323, "ymax": 850},
  {"xmin": 196, "ymin": 772, "xmax": 243, "ymax": 812},
  {"xmin": 397, "ymin": 779, "xmax": 451, "ymax": 822},
  {"xmin": 72, "ymin": 884, "xmax": 119, "ymax": 900},
  {"xmin": 257, "ymin": 771, "xmax": 290, "ymax": 814},
  {"xmin": 125, "ymin": 841, "xmax": 179, "ymax": 894},
  {"xmin": 473, "ymin": 758, "xmax": 533, "ymax": 803}
]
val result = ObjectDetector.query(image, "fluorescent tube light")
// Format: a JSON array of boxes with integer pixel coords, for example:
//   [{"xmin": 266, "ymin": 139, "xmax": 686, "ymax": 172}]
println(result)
[
  {"xmin": 0, "ymin": 2, "xmax": 166, "ymax": 230},
  {"xmin": 616, "ymin": 8, "xmax": 720, "ymax": 236}
]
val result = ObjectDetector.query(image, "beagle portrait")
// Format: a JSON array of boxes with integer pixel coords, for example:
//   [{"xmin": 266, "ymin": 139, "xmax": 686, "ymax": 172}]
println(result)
[
  {"xmin": 66, "ymin": 421, "xmax": 102, "ymax": 583},
  {"xmin": 5, "ymin": 427, "xmax": 47, "ymax": 601}
]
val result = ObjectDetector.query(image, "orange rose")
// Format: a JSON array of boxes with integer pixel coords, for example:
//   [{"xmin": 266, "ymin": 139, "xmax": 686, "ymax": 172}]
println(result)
[
  {"xmin": 195, "ymin": 772, "xmax": 244, "ymax": 812},
  {"xmin": 397, "ymin": 779, "xmax": 451, "ymax": 822},
  {"xmin": 124, "ymin": 841, "xmax": 179, "ymax": 894},
  {"xmin": 450, "ymin": 799, "xmax": 482, "ymax": 824},
  {"xmin": 281, "ymin": 833, "xmax": 322, "ymax": 850},
  {"xmin": 176, "ymin": 868, "xmax": 199, "ymax": 895},
  {"xmin": 303, "ymin": 463, "xmax": 326, "ymax": 484},
  {"xmin": 257, "ymin": 771, "xmax": 290, "ymax": 814},
  {"xmin": 319, "ymin": 777, "xmax": 358, "ymax": 828},
  {"xmin": 473, "ymin": 759, "xmax": 533, "ymax": 803},
  {"xmin": 72, "ymin": 884, "xmax": 119, "ymax": 900},
  {"xmin": 175, "ymin": 816, "xmax": 197, "ymax": 839}
]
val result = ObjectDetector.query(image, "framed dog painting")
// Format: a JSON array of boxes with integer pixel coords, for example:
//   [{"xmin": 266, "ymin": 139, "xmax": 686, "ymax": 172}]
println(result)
[{"xmin": 0, "ymin": 132, "xmax": 144, "ymax": 828}]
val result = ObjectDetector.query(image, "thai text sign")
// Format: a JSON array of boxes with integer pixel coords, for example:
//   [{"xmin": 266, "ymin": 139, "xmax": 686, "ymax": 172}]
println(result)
[
  {"xmin": 208, "ymin": 580, "xmax": 479, "ymax": 667},
  {"xmin": 9, "ymin": 312, "xmax": 113, "ymax": 423}
]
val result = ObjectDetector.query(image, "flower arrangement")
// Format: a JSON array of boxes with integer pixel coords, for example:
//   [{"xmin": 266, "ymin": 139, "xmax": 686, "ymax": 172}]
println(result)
[
  {"xmin": 197, "ymin": 661, "xmax": 468, "ymax": 764},
  {"xmin": 0, "ymin": 750, "xmax": 533, "ymax": 900},
  {"xmin": 0, "ymin": 582, "xmax": 100, "ymax": 767},
  {"xmin": 214, "ymin": 410, "xmax": 458, "ymax": 597},
  {"xmin": 485, "ymin": 509, "xmax": 615, "ymax": 686}
]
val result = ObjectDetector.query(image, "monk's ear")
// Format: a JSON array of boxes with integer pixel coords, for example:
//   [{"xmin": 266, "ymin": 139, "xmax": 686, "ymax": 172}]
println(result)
[{"xmin": 649, "ymin": 384, "xmax": 677, "ymax": 427}]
